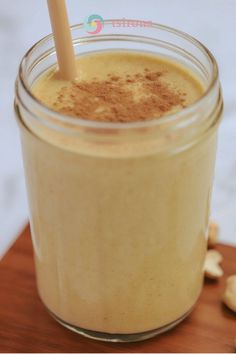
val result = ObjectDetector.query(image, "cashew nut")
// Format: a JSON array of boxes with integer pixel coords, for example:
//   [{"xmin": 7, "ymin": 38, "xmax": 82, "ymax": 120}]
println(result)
[
  {"xmin": 204, "ymin": 250, "xmax": 224, "ymax": 279},
  {"xmin": 208, "ymin": 221, "xmax": 219, "ymax": 248},
  {"xmin": 222, "ymin": 275, "xmax": 236, "ymax": 312}
]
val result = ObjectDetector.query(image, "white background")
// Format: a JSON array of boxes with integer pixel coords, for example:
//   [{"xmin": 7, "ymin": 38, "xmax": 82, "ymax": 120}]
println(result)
[{"xmin": 0, "ymin": 0, "xmax": 236, "ymax": 258}]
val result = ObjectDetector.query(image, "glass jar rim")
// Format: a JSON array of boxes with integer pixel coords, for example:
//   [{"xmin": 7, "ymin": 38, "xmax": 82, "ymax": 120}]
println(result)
[{"xmin": 18, "ymin": 20, "xmax": 219, "ymax": 131}]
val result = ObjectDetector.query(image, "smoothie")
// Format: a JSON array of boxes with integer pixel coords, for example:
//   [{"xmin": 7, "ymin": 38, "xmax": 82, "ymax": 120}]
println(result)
[{"xmin": 19, "ymin": 51, "xmax": 217, "ymax": 335}]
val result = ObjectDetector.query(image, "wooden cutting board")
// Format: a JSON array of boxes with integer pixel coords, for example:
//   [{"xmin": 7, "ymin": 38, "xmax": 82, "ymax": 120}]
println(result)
[{"xmin": 0, "ymin": 225, "xmax": 235, "ymax": 353}]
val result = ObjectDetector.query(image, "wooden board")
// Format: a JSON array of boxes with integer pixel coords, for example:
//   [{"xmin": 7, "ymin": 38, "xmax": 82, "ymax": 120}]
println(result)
[{"xmin": 0, "ymin": 225, "xmax": 235, "ymax": 353}]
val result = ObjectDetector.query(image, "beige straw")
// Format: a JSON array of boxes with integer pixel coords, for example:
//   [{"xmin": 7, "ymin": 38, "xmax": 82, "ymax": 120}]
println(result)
[{"xmin": 47, "ymin": 0, "xmax": 77, "ymax": 80}]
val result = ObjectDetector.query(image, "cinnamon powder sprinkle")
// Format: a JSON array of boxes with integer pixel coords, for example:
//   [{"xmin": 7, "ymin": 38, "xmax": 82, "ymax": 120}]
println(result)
[{"xmin": 53, "ymin": 70, "xmax": 186, "ymax": 122}]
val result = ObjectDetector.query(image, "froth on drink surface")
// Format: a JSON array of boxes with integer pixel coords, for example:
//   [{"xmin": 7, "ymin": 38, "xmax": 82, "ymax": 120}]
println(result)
[{"xmin": 33, "ymin": 51, "xmax": 205, "ymax": 123}]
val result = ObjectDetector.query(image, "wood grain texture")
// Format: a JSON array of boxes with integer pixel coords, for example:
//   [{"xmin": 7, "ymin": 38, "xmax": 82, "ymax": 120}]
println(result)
[{"xmin": 0, "ymin": 225, "xmax": 235, "ymax": 353}]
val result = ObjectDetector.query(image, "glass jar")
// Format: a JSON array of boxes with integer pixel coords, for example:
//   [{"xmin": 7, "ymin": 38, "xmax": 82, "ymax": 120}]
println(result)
[{"xmin": 15, "ymin": 21, "xmax": 223, "ymax": 342}]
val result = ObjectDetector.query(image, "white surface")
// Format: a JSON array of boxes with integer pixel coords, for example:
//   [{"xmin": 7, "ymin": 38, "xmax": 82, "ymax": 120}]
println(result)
[{"xmin": 0, "ymin": 0, "xmax": 236, "ymax": 258}]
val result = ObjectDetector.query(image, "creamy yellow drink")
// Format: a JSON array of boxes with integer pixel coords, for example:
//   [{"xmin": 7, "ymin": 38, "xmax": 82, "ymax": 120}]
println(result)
[{"xmin": 19, "ymin": 51, "xmax": 217, "ymax": 335}]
